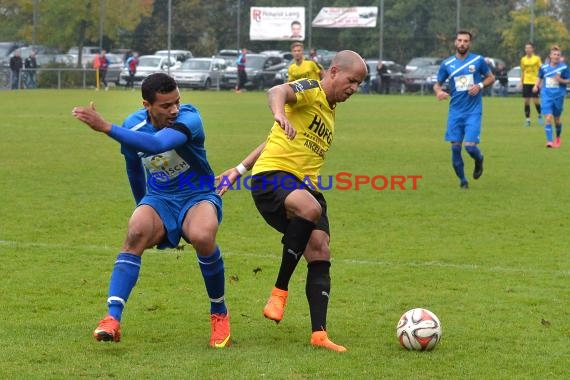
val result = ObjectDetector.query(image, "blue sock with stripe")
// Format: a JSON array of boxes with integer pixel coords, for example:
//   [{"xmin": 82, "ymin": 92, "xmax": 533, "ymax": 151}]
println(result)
[
  {"xmin": 107, "ymin": 252, "xmax": 141, "ymax": 321},
  {"xmin": 197, "ymin": 246, "xmax": 227, "ymax": 315},
  {"xmin": 451, "ymin": 144, "xmax": 466, "ymax": 184},
  {"xmin": 545, "ymin": 124, "xmax": 553, "ymax": 142}
]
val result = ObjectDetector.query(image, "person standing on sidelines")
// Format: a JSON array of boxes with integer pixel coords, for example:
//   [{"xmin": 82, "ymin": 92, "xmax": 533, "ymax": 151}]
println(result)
[
  {"xmin": 9, "ymin": 50, "xmax": 23, "ymax": 90},
  {"xmin": 125, "ymin": 51, "xmax": 139, "ymax": 89},
  {"xmin": 98, "ymin": 50, "xmax": 110, "ymax": 90},
  {"xmin": 533, "ymin": 45, "xmax": 570, "ymax": 148},
  {"xmin": 218, "ymin": 50, "xmax": 367, "ymax": 352},
  {"xmin": 24, "ymin": 51, "xmax": 38, "ymax": 89},
  {"xmin": 520, "ymin": 42, "xmax": 543, "ymax": 127},
  {"xmin": 433, "ymin": 30, "xmax": 495, "ymax": 189},
  {"xmin": 71, "ymin": 73, "xmax": 231, "ymax": 348},
  {"xmin": 235, "ymin": 48, "xmax": 247, "ymax": 93}
]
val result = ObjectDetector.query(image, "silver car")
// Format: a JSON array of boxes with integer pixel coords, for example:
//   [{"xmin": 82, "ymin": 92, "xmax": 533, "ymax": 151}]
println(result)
[
  {"xmin": 118, "ymin": 55, "xmax": 179, "ymax": 86},
  {"xmin": 171, "ymin": 57, "xmax": 227, "ymax": 89}
]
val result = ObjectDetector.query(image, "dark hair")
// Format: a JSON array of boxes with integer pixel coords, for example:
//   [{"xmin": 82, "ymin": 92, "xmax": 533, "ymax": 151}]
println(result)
[
  {"xmin": 456, "ymin": 30, "xmax": 473, "ymax": 40},
  {"xmin": 525, "ymin": 41, "xmax": 534, "ymax": 48},
  {"xmin": 291, "ymin": 20, "xmax": 301, "ymax": 27},
  {"xmin": 141, "ymin": 73, "xmax": 177, "ymax": 103}
]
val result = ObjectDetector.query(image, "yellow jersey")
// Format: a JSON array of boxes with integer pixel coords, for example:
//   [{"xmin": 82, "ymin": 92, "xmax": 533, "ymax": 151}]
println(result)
[
  {"xmin": 253, "ymin": 79, "xmax": 335, "ymax": 189},
  {"xmin": 520, "ymin": 54, "xmax": 542, "ymax": 85},
  {"xmin": 287, "ymin": 59, "xmax": 322, "ymax": 82}
]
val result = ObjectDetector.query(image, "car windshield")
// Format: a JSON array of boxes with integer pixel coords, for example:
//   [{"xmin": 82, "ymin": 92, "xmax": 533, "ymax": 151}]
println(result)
[
  {"xmin": 508, "ymin": 67, "xmax": 520, "ymax": 77},
  {"xmin": 182, "ymin": 60, "xmax": 210, "ymax": 70},
  {"xmin": 247, "ymin": 55, "xmax": 267, "ymax": 69},
  {"xmin": 138, "ymin": 57, "xmax": 161, "ymax": 67}
]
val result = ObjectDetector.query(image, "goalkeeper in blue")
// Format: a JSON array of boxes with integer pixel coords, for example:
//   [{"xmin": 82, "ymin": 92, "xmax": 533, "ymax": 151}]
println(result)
[
  {"xmin": 72, "ymin": 73, "xmax": 231, "ymax": 348},
  {"xmin": 433, "ymin": 30, "xmax": 495, "ymax": 189},
  {"xmin": 533, "ymin": 45, "xmax": 570, "ymax": 148}
]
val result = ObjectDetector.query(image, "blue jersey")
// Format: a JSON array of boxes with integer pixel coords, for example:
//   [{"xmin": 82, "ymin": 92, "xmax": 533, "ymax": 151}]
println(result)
[
  {"xmin": 437, "ymin": 53, "xmax": 491, "ymax": 114},
  {"xmin": 538, "ymin": 62, "xmax": 569, "ymax": 100},
  {"xmin": 120, "ymin": 104, "xmax": 215, "ymax": 200}
]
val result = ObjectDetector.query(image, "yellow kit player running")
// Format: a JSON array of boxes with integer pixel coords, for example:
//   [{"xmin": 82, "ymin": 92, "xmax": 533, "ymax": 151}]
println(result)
[
  {"xmin": 520, "ymin": 42, "xmax": 543, "ymax": 127},
  {"xmin": 218, "ymin": 50, "xmax": 367, "ymax": 352},
  {"xmin": 288, "ymin": 42, "xmax": 322, "ymax": 82}
]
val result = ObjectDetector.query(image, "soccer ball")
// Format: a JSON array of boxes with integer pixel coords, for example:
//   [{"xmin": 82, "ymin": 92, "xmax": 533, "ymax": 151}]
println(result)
[{"xmin": 396, "ymin": 308, "xmax": 442, "ymax": 351}]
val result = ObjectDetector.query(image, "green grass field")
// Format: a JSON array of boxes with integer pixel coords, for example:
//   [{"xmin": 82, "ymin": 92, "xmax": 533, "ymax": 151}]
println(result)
[{"xmin": 1, "ymin": 89, "xmax": 569, "ymax": 379}]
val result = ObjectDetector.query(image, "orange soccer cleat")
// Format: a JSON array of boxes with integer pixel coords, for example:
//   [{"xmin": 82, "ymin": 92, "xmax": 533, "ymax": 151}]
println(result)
[
  {"xmin": 310, "ymin": 331, "xmax": 347, "ymax": 352},
  {"xmin": 93, "ymin": 315, "xmax": 121, "ymax": 342},
  {"xmin": 263, "ymin": 287, "xmax": 288, "ymax": 323},
  {"xmin": 210, "ymin": 312, "xmax": 231, "ymax": 348}
]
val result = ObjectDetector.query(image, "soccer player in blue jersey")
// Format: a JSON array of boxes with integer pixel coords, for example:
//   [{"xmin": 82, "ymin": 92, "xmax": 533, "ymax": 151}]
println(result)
[
  {"xmin": 433, "ymin": 30, "xmax": 495, "ymax": 189},
  {"xmin": 533, "ymin": 45, "xmax": 570, "ymax": 148},
  {"xmin": 71, "ymin": 73, "xmax": 231, "ymax": 348}
]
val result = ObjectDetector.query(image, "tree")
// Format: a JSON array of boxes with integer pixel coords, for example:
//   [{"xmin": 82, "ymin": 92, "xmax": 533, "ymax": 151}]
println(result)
[
  {"xmin": 502, "ymin": 0, "xmax": 570, "ymax": 65},
  {"xmin": 0, "ymin": 0, "xmax": 153, "ymax": 66}
]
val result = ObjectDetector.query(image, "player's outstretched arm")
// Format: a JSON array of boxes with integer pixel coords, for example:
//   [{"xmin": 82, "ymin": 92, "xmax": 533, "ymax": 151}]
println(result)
[
  {"xmin": 268, "ymin": 83, "xmax": 297, "ymax": 139},
  {"xmin": 72, "ymin": 102, "xmax": 188, "ymax": 154},
  {"xmin": 216, "ymin": 142, "xmax": 266, "ymax": 196}
]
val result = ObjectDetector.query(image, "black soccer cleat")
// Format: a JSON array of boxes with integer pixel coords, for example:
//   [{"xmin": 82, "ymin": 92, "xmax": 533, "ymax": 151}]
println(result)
[{"xmin": 473, "ymin": 157, "xmax": 484, "ymax": 180}]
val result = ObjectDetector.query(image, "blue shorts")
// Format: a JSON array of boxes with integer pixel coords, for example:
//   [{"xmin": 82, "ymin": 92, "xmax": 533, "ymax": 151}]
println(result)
[
  {"xmin": 445, "ymin": 112, "xmax": 482, "ymax": 143},
  {"xmin": 541, "ymin": 96, "xmax": 564, "ymax": 118},
  {"xmin": 139, "ymin": 192, "xmax": 222, "ymax": 249}
]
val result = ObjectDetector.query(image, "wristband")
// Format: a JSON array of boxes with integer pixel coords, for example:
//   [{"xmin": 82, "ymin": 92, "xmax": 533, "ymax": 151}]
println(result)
[
  {"xmin": 477, "ymin": 82, "xmax": 484, "ymax": 89},
  {"xmin": 235, "ymin": 163, "xmax": 247, "ymax": 175}
]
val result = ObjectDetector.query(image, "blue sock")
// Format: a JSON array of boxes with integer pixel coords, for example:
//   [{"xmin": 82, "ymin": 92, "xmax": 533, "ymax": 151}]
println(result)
[
  {"xmin": 451, "ymin": 145, "xmax": 466, "ymax": 183},
  {"xmin": 545, "ymin": 124, "xmax": 553, "ymax": 142},
  {"xmin": 464, "ymin": 145, "xmax": 483, "ymax": 161},
  {"xmin": 107, "ymin": 253, "xmax": 141, "ymax": 321},
  {"xmin": 556, "ymin": 124, "xmax": 562, "ymax": 137},
  {"xmin": 197, "ymin": 246, "xmax": 227, "ymax": 315}
]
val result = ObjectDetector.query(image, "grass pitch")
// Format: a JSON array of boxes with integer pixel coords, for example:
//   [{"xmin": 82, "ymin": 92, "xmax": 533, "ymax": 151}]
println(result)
[{"xmin": 0, "ymin": 89, "xmax": 569, "ymax": 379}]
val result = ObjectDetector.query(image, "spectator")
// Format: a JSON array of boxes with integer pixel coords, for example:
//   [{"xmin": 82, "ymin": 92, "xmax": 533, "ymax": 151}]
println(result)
[
  {"xmin": 9, "ymin": 50, "xmax": 23, "ymax": 90},
  {"xmin": 495, "ymin": 63, "xmax": 508, "ymax": 97},
  {"xmin": 24, "ymin": 51, "xmax": 38, "ymax": 89},
  {"xmin": 125, "ymin": 52, "xmax": 139, "ymax": 89},
  {"xmin": 98, "ymin": 50, "xmax": 110, "ymax": 90},
  {"xmin": 235, "ymin": 48, "xmax": 247, "ymax": 93},
  {"xmin": 377, "ymin": 61, "xmax": 391, "ymax": 94}
]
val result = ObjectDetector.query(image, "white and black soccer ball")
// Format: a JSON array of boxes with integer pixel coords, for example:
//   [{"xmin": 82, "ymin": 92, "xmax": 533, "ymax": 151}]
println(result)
[{"xmin": 396, "ymin": 308, "xmax": 442, "ymax": 351}]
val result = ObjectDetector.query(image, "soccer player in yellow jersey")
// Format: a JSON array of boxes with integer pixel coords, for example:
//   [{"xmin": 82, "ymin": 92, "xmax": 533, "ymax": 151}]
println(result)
[
  {"xmin": 288, "ymin": 42, "xmax": 323, "ymax": 82},
  {"xmin": 218, "ymin": 50, "xmax": 367, "ymax": 352},
  {"xmin": 520, "ymin": 42, "xmax": 543, "ymax": 127}
]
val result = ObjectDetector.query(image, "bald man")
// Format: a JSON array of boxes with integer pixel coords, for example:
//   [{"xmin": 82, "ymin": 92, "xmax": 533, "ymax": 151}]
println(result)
[{"xmin": 218, "ymin": 50, "xmax": 367, "ymax": 352}]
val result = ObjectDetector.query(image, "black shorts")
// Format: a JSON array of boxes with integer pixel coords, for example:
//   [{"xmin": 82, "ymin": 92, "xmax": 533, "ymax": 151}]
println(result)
[
  {"xmin": 251, "ymin": 170, "xmax": 330, "ymax": 235},
  {"xmin": 522, "ymin": 84, "xmax": 538, "ymax": 98}
]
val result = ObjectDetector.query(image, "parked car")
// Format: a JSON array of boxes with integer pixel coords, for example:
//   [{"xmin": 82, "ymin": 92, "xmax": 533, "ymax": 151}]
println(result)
[
  {"xmin": 67, "ymin": 46, "xmax": 101, "ymax": 66},
  {"xmin": 220, "ymin": 54, "xmax": 286, "ymax": 90},
  {"xmin": 404, "ymin": 64, "xmax": 440, "ymax": 92},
  {"xmin": 154, "ymin": 50, "xmax": 193, "ymax": 63},
  {"xmin": 5, "ymin": 45, "xmax": 60, "ymax": 67},
  {"xmin": 405, "ymin": 57, "xmax": 442, "ymax": 73},
  {"xmin": 171, "ymin": 57, "xmax": 227, "ymax": 89},
  {"xmin": 360, "ymin": 59, "xmax": 405, "ymax": 94},
  {"xmin": 0, "ymin": 41, "xmax": 26, "ymax": 66},
  {"xmin": 35, "ymin": 53, "xmax": 75, "ymax": 67},
  {"xmin": 104, "ymin": 53, "xmax": 125, "ymax": 85},
  {"xmin": 505, "ymin": 66, "xmax": 521, "ymax": 94},
  {"xmin": 259, "ymin": 50, "xmax": 294, "ymax": 61},
  {"xmin": 118, "ymin": 55, "xmax": 179, "ymax": 86}
]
